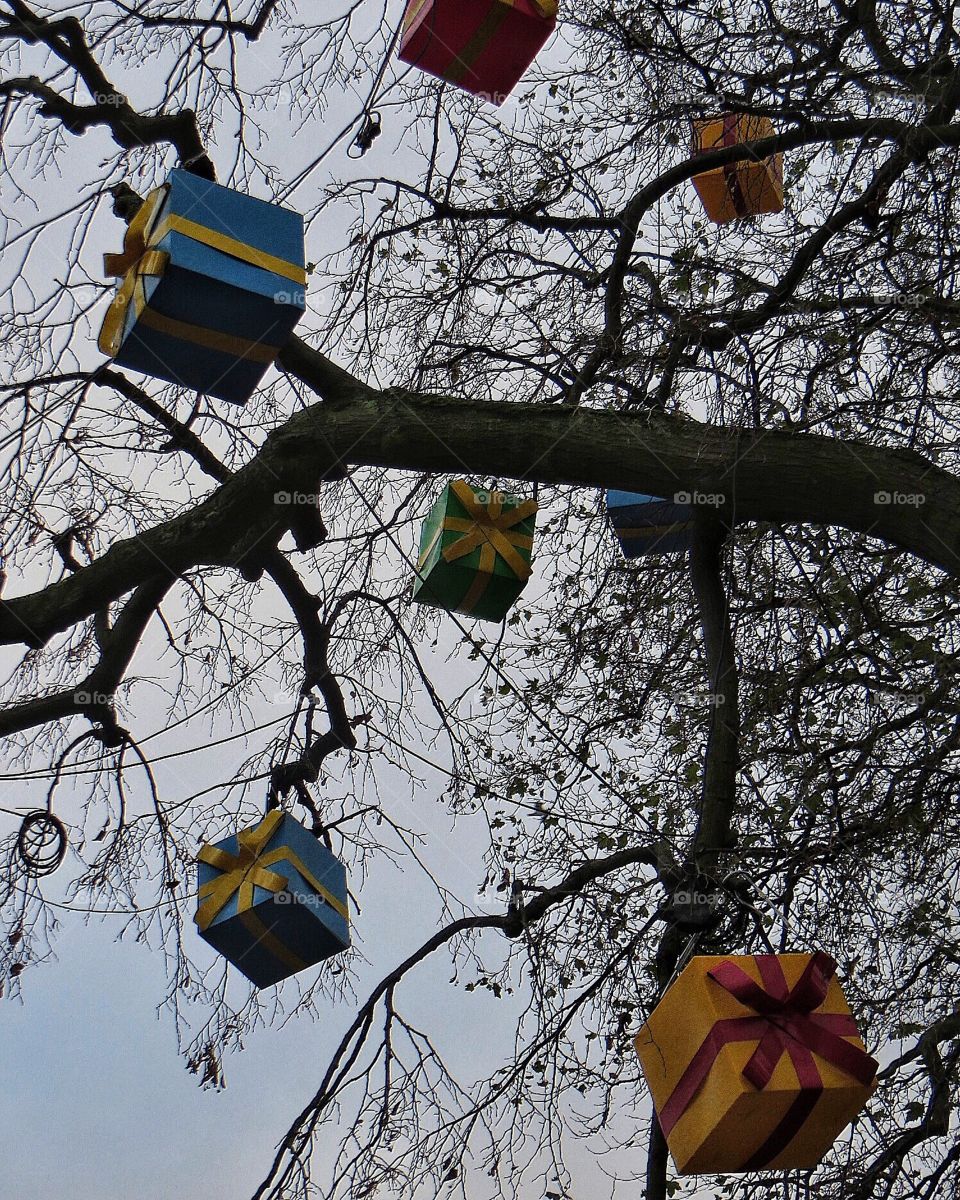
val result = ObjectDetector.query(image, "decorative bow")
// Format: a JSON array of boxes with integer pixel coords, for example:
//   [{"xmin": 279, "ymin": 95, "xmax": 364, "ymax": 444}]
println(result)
[
  {"xmin": 718, "ymin": 114, "xmax": 751, "ymax": 218},
  {"xmin": 98, "ymin": 185, "xmax": 170, "ymax": 357},
  {"xmin": 195, "ymin": 810, "xmax": 348, "ymax": 932},
  {"xmin": 658, "ymin": 952, "xmax": 877, "ymax": 1169},
  {"xmin": 439, "ymin": 480, "xmax": 537, "ymax": 579},
  {"xmin": 708, "ymin": 953, "xmax": 878, "ymax": 1092}
]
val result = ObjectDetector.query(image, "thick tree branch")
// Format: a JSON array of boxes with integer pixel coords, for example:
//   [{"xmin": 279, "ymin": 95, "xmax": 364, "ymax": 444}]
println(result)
[
  {"xmin": 0, "ymin": 574, "xmax": 171, "ymax": 737},
  {"xmin": 2, "ymin": 363, "xmax": 959, "ymax": 648}
]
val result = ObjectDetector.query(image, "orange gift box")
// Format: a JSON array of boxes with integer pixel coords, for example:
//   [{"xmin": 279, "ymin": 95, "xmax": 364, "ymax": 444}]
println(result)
[
  {"xmin": 691, "ymin": 114, "xmax": 784, "ymax": 223},
  {"xmin": 634, "ymin": 953, "xmax": 877, "ymax": 1174}
]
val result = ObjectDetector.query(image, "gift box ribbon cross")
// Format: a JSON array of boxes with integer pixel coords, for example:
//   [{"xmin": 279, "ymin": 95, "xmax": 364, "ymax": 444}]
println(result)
[
  {"xmin": 658, "ymin": 952, "xmax": 877, "ymax": 1169},
  {"xmin": 194, "ymin": 809, "xmax": 349, "ymax": 932},
  {"xmin": 98, "ymin": 184, "xmax": 306, "ymax": 364},
  {"xmin": 719, "ymin": 114, "xmax": 752, "ymax": 218}
]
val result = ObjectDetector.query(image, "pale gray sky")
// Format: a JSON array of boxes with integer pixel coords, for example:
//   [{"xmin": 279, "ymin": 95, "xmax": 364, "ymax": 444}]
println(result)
[{"xmin": 0, "ymin": 7, "xmax": 657, "ymax": 1197}]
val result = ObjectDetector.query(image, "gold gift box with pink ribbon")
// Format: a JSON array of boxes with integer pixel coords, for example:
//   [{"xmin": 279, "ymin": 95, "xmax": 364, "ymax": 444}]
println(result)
[{"xmin": 634, "ymin": 952, "xmax": 877, "ymax": 1173}]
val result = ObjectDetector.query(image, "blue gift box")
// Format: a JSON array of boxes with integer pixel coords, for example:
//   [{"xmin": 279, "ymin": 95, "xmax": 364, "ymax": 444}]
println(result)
[
  {"xmin": 195, "ymin": 810, "xmax": 349, "ymax": 988},
  {"xmin": 607, "ymin": 490, "xmax": 694, "ymax": 557},
  {"xmin": 98, "ymin": 169, "xmax": 306, "ymax": 404}
]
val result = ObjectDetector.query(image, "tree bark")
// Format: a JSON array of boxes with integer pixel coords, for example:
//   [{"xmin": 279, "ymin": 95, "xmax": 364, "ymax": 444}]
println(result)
[
  {"xmin": 688, "ymin": 516, "xmax": 740, "ymax": 858},
  {"xmin": 1, "ymin": 355, "xmax": 957, "ymax": 648}
]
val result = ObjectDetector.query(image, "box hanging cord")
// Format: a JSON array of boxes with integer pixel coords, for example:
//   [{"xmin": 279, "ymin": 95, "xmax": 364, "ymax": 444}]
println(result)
[
  {"xmin": 349, "ymin": 15, "xmax": 404, "ymax": 157},
  {"xmin": 12, "ymin": 731, "xmax": 96, "ymax": 877}
]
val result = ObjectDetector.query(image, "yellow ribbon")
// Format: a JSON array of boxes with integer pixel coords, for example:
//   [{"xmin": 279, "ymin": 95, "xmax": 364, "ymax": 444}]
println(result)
[
  {"xmin": 194, "ymin": 809, "xmax": 349, "ymax": 933},
  {"xmin": 419, "ymin": 480, "xmax": 537, "ymax": 614},
  {"xmin": 98, "ymin": 184, "xmax": 307, "ymax": 362},
  {"xmin": 98, "ymin": 186, "xmax": 170, "ymax": 358}
]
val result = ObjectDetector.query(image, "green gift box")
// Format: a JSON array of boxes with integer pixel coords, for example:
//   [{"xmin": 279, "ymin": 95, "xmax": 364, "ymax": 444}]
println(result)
[{"xmin": 412, "ymin": 480, "xmax": 538, "ymax": 622}]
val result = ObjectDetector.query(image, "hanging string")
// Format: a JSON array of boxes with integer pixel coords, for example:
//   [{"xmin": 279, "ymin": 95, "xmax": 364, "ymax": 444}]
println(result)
[
  {"xmin": 348, "ymin": 6, "xmax": 407, "ymax": 157},
  {"xmin": 12, "ymin": 729, "xmax": 103, "ymax": 876}
]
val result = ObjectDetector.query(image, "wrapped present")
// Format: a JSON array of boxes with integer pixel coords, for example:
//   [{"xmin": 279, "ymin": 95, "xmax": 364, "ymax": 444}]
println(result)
[
  {"xmin": 195, "ymin": 810, "xmax": 349, "ymax": 988},
  {"xmin": 633, "ymin": 953, "xmax": 877, "ymax": 1174},
  {"xmin": 412, "ymin": 480, "xmax": 537, "ymax": 622},
  {"xmin": 397, "ymin": 0, "xmax": 557, "ymax": 104},
  {"xmin": 691, "ymin": 114, "xmax": 784, "ymax": 224},
  {"xmin": 607, "ymin": 489, "xmax": 693, "ymax": 557},
  {"xmin": 98, "ymin": 169, "xmax": 306, "ymax": 404}
]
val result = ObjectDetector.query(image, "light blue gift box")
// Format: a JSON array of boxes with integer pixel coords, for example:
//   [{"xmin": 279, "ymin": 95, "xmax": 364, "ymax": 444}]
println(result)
[
  {"xmin": 195, "ymin": 810, "xmax": 349, "ymax": 988},
  {"xmin": 607, "ymin": 490, "xmax": 695, "ymax": 557},
  {"xmin": 98, "ymin": 169, "xmax": 306, "ymax": 404}
]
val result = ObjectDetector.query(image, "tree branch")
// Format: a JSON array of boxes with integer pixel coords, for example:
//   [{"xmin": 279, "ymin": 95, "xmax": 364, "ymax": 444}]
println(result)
[
  {"xmin": 2, "ymin": 365, "xmax": 959, "ymax": 648},
  {"xmin": 0, "ymin": 2, "xmax": 215, "ymax": 174},
  {"xmin": 252, "ymin": 841, "xmax": 662, "ymax": 1198},
  {"xmin": 0, "ymin": 574, "xmax": 171, "ymax": 737}
]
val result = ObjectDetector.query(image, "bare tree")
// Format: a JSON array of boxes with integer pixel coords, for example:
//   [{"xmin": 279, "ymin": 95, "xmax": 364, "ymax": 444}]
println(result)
[{"xmin": 1, "ymin": 1, "xmax": 959, "ymax": 1197}]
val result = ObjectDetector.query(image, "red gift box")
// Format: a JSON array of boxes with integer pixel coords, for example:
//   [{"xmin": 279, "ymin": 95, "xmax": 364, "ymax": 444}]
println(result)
[{"xmin": 397, "ymin": 0, "xmax": 557, "ymax": 104}]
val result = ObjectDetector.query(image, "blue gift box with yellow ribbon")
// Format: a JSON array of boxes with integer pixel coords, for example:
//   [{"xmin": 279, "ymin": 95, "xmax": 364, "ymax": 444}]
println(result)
[
  {"xmin": 98, "ymin": 169, "xmax": 306, "ymax": 404},
  {"xmin": 607, "ymin": 489, "xmax": 694, "ymax": 557},
  {"xmin": 195, "ymin": 809, "xmax": 349, "ymax": 988}
]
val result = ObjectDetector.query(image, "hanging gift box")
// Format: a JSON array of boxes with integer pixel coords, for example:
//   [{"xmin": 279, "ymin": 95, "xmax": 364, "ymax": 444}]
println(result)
[
  {"xmin": 691, "ymin": 114, "xmax": 784, "ymax": 224},
  {"xmin": 633, "ymin": 953, "xmax": 877, "ymax": 1174},
  {"xmin": 195, "ymin": 810, "xmax": 349, "ymax": 988},
  {"xmin": 606, "ymin": 489, "xmax": 694, "ymax": 557},
  {"xmin": 412, "ymin": 480, "xmax": 537, "ymax": 622},
  {"xmin": 397, "ymin": 0, "xmax": 557, "ymax": 104},
  {"xmin": 98, "ymin": 169, "xmax": 306, "ymax": 404}
]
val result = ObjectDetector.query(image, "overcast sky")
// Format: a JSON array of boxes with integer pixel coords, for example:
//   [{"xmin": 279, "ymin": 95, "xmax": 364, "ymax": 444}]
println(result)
[{"xmin": 0, "ymin": 6, "xmax": 664, "ymax": 1197}]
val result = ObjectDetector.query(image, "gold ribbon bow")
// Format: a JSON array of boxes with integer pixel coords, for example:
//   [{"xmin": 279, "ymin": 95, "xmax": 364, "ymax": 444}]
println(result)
[
  {"xmin": 98, "ymin": 186, "xmax": 170, "ymax": 358},
  {"xmin": 441, "ymin": 480, "xmax": 537, "ymax": 576},
  {"xmin": 98, "ymin": 184, "xmax": 307, "ymax": 364},
  {"xmin": 194, "ymin": 809, "xmax": 349, "ymax": 933}
]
